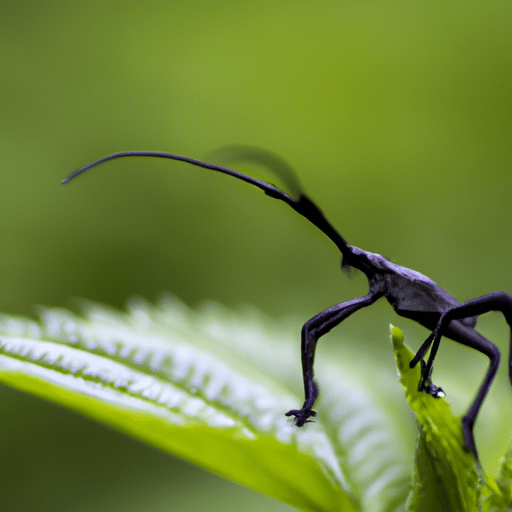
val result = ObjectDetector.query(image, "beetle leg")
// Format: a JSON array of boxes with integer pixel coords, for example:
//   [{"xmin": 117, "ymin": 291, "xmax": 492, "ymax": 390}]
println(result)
[
  {"xmin": 286, "ymin": 292, "xmax": 382, "ymax": 426},
  {"xmin": 413, "ymin": 291, "xmax": 512, "ymax": 458}
]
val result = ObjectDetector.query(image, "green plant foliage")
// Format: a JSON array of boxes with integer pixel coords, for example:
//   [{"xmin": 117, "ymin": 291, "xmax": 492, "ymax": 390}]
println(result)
[
  {"xmin": 392, "ymin": 326, "xmax": 512, "ymax": 512},
  {"xmin": 480, "ymin": 446, "xmax": 512, "ymax": 512},
  {"xmin": 0, "ymin": 300, "xmax": 510, "ymax": 511},
  {"xmin": 392, "ymin": 325, "xmax": 479, "ymax": 511}
]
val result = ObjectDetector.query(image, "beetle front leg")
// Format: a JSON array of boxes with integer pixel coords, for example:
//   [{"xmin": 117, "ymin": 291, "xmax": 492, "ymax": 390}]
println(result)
[
  {"xmin": 286, "ymin": 292, "xmax": 381, "ymax": 426},
  {"xmin": 418, "ymin": 359, "xmax": 444, "ymax": 397},
  {"xmin": 285, "ymin": 322, "xmax": 320, "ymax": 426},
  {"xmin": 410, "ymin": 328, "xmax": 446, "ymax": 397}
]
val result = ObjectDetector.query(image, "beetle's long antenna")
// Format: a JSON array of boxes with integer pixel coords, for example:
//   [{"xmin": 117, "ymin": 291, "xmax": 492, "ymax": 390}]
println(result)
[{"xmin": 63, "ymin": 150, "xmax": 354, "ymax": 261}]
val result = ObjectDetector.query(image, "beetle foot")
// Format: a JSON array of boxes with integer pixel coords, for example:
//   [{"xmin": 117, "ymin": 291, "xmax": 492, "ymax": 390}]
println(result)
[
  {"xmin": 419, "ymin": 360, "xmax": 445, "ymax": 398},
  {"xmin": 286, "ymin": 408, "xmax": 316, "ymax": 426},
  {"xmin": 420, "ymin": 380, "xmax": 445, "ymax": 398},
  {"xmin": 461, "ymin": 415, "xmax": 478, "ymax": 459}
]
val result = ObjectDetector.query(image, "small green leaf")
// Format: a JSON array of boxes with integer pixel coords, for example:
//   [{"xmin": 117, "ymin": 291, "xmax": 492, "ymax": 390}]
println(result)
[
  {"xmin": 481, "ymin": 446, "xmax": 512, "ymax": 512},
  {"xmin": 391, "ymin": 325, "xmax": 480, "ymax": 512}
]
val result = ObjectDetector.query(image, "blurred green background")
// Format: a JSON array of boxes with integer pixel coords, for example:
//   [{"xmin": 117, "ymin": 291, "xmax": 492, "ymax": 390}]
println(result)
[{"xmin": 1, "ymin": 1, "xmax": 512, "ymax": 510}]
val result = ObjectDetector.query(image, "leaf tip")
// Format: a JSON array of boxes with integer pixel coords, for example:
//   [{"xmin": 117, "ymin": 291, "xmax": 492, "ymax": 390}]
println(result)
[{"xmin": 390, "ymin": 324, "xmax": 404, "ymax": 348}]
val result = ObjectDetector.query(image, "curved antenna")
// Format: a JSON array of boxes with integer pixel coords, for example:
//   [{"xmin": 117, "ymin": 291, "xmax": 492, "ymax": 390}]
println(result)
[
  {"xmin": 62, "ymin": 150, "xmax": 354, "ymax": 261},
  {"xmin": 62, "ymin": 151, "xmax": 290, "ymax": 199}
]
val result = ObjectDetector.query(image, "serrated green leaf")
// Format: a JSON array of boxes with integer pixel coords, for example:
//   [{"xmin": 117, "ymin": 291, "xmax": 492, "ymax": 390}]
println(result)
[
  {"xmin": 0, "ymin": 298, "xmax": 412, "ymax": 512},
  {"xmin": 481, "ymin": 446, "xmax": 512, "ymax": 512},
  {"xmin": 391, "ymin": 325, "xmax": 480, "ymax": 512},
  {"xmin": 494, "ymin": 448, "xmax": 512, "ymax": 510}
]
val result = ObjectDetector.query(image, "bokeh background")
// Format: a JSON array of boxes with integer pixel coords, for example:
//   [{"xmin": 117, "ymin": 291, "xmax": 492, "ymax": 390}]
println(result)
[{"xmin": 1, "ymin": 1, "xmax": 512, "ymax": 510}]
